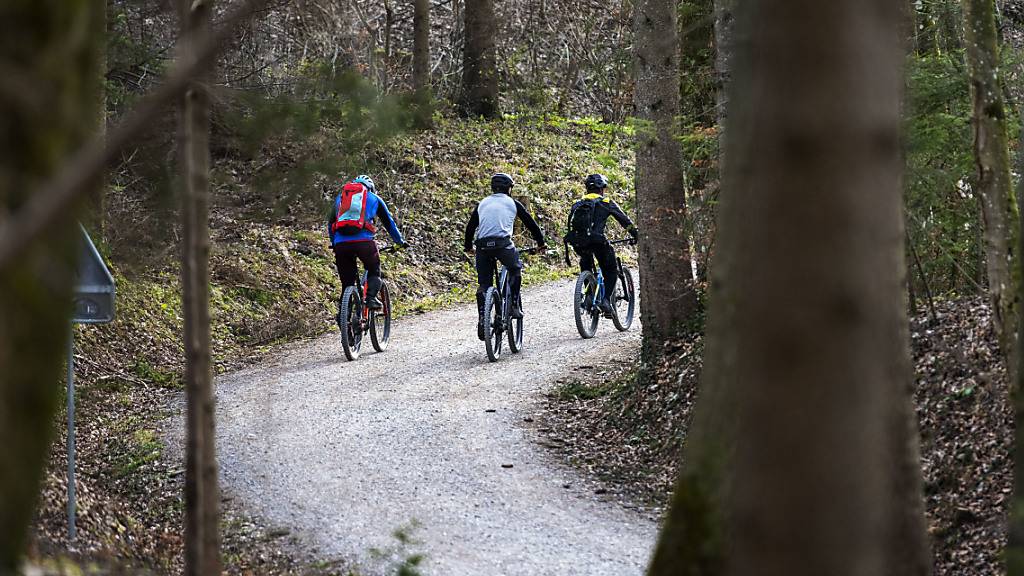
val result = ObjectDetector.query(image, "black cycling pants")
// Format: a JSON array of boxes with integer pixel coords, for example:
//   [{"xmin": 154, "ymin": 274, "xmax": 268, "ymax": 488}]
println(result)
[
  {"xmin": 574, "ymin": 242, "xmax": 617, "ymax": 302},
  {"xmin": 334, "ymin": 241, "xmax": 382, "ymax": 299},
  {"xmin": 475, "ymin": 247, "xmax": 522, "ymax": 316}
]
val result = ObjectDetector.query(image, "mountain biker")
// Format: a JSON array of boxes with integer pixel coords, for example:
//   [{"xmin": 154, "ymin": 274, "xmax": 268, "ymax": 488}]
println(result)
[
  {"xmin": 464, "ymin": 173, "xmax": 547, "ymax": 339},
  {"xmin": 328, "ymin": 174, "xmax": 407, "ymax": 310},
  {"xmin": 564, "ymin": 173, "xmax": 638, "ymax": 317}
]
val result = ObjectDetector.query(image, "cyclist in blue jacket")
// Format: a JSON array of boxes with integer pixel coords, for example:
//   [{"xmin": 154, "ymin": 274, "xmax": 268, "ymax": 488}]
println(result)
[{"xmin": 328, "ymin": 175, "xmax": 407, "ymax": 310}]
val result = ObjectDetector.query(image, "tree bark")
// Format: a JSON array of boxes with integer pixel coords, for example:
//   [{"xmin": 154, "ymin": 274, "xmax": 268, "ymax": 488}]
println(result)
[
  {"xmin": 646, "ymin": 0, "xmax": 928, "ymax": 573},
  {"xmin": 90, "ymin": 0, "xmax": 108, "ymax": 239},
  {"xmin": 178, "ymin": 0, "xmax": 220, "ymax": 574},
  {"xmin": 413, "ymin": 0, "xmax": 433, "ymax": 127},
  {"xmin": 963, "ymin": 0, "xmax": 1017, "ymax": 376},
  {"xmin": 413, "ymin": 0, "xmax": 431, "ymax": 94},
  {"xmin": 1005, "ymin": 57, "xmax": 1024, "ymax": 576},
  {"xmin": 634, "ymin": 0, "xmax": 699, "ymax": 364},
  {"xmin": 0, "ymin": 2, "xmax": 101, "ymax": 570},
  {"xmin": 459, "ymin": 0, "xmax": 499, "ymax": 118}
]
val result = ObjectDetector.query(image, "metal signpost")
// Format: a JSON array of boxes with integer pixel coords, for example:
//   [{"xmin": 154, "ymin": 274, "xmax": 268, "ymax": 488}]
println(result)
[{"xmin": 67, "ymin": 225, "xmax": 116, "ymax": 541}]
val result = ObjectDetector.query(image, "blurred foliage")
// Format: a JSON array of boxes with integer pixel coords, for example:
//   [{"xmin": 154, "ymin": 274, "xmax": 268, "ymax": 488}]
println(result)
[{"xmin": 222, "ymin": 62, "xmax": 418, "ymax": 213}]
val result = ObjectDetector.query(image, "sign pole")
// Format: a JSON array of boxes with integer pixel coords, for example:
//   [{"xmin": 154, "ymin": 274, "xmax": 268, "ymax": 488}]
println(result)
[
  {"xmin": 66, "ymin": 224, "xmax": 116, "ymax": 543},
  {"xmin": 66, "ymin": 322, "xmax": 77, "ymax": 542}
]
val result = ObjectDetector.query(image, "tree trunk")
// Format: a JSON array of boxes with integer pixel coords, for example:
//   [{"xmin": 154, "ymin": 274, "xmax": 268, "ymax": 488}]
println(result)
[
  {"xmin": 413, "ymin": 0, "xmax": 430, "ymax": 94},
  {"xmin": 0, "ymin": 2, "xmax": 101, "ymax": 570},
  {"xmin": 634, "ymin": 0, "xmax": 699, "ymax": 365},
  {"xmin": 413, "ymin": 0, "xmax": 433, "ymax": 127},
  {"xmin": 1005, "ymin": 59, "xmax": 1024, "ymax": 575},
  {"xmin": 963, "ymin": 0, "xmax": 1017, "ymax": 376},
  {"xmin": 459, "ymin": 0, "xmax": 499, "ymax": 118},
  {"xmin": 178, "ymin": 0, "xmax": 220, "ymax": 574},
  {"xmin": 90, "ymin": 0, "xmax": 108, "ymax": 239},
  {"xmin": 646, "ymin": 0, "xmax": 928, "ymax": 573},
  {"xmin": 712, "ymin": 0, "xmax": 734, "ymax": 153}
]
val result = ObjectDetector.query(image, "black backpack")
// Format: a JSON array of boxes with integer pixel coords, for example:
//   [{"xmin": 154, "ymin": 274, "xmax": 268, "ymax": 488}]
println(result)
[{"xmin": 565, "ymin": 198, "xmax": 599, "ymax": 246}]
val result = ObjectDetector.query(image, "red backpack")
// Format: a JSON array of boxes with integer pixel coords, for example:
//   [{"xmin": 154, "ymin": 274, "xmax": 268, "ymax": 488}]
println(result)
[{"xmin": 331, "ymin": 181, "xmax": 377, "ymax": 235}]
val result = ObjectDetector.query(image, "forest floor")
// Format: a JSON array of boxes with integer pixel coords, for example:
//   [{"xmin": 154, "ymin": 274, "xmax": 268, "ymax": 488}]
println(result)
[{"xmin": 539, "ymin": 297, "xmax": 1010, "ymax": 575}]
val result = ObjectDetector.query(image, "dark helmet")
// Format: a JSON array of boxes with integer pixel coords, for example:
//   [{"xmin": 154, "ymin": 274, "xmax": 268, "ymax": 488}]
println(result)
[
  {"xmin": 585, "ymin": 174, "xmax": 609, "ymax": 192},
  {"xmin": 491, "ymin": 172, "xmax": 515, "ymax": 193}
]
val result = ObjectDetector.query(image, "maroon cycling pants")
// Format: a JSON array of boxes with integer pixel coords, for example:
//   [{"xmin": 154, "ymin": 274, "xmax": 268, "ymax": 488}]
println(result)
[{"xmin": 333, "ymin": 241, "xmax": 381, "ymax": 296}]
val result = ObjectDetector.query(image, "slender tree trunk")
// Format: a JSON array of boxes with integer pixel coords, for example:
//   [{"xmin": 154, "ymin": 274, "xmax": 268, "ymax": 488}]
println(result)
[
  {"xmin": 963, "ymin": 0, "xmax": 1017, "ymax": 376},
  {"xmin": 0, "ymin": 2, "xmax": 101, "ymax": 570},
  {"xmin": 91, "ymin": 0, "xmax": 108, "ymax": 239},
  {"xmin": 178, "ymin": 0, "xmax": 220, "ymax": 574},
  {"xmin": 1005, "ymin": 61, "xmax": 1024, "ymax": 576},
  {"xmin": 646, "ymin": 0, "xmax": 927, "ymax": 573},
  {"xmin": 634, "ymin": 0, "xmax": 699, "ymax": 366},
  {"xmin": 459, "ymin": 0, "xmax": 499, "ymax": 118},
  {"xmin": 711, "ymin": 0, "xmax": 734, "ymax": 154},
  {"xmin": 413, "ymin": 0, "xmax": 433, "ymax": 128},
  {"xmin": 413, "ymin": 0, "xmax": 431, "ymax": 94},
  {"xmin": 383, "ymin": 0, "xmax": 394, "ymax": 90}
]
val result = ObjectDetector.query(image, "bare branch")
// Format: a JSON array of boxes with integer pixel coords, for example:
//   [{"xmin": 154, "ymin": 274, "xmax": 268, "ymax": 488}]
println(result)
[{"xmin": 0, "ymin": 0, "xmax": 271, "ymax": 273}]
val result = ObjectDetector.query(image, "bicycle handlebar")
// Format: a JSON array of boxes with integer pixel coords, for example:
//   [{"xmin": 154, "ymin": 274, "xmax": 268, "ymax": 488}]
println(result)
[{"xmin": 608, "ymin": 238, "xmax": 635, "ymax": 246}]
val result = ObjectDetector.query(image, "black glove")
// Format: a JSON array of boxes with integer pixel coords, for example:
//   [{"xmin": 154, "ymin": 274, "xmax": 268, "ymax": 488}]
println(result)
[{"xmin": 629, "ymin": 227, "xmax": 639, "ymax": 245}]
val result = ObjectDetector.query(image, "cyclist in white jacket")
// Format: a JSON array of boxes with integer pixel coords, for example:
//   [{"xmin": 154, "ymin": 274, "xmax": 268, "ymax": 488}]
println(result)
[{"xmin": 464, "ymin": 173, "xmax": 547, "ymax": 339}]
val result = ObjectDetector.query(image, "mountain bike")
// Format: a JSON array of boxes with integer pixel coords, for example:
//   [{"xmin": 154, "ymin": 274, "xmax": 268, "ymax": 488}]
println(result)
[
  {"xmin": 337, "ymin": 245, "xmax": 398, "ymax": 361},
  {"xmin": 481, "ymin": 246, "xmax": 540, "ymax": 362},
  {"xmin": 571, "ymin": 238, "xmax": 636, "ymax": 339}
]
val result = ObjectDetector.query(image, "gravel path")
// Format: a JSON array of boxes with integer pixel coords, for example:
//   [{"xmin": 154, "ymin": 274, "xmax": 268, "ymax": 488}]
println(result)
[{"xmin": 211, "ymin": 277, "xmax": 657, "ymax": 575}]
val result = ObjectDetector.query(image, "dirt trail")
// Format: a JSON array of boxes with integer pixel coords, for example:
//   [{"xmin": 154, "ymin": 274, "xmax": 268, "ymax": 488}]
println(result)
[{"xmin": 204, "ymin": 278, "xmax": 656, "ymax": 575}]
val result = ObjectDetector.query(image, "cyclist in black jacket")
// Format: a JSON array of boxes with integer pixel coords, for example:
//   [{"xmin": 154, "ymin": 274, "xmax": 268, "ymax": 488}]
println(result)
[
  {"xmin": 564, "ymin": 174, "xmax": 638, "ymax": 316},
  {"xmin": 465, "ymin": 173, "xmax": 547, "ymax": 339}
]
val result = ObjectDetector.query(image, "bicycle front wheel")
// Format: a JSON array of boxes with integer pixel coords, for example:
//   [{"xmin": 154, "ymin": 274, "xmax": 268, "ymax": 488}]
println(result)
[
  {"xmin": 508, "ymin": 291, "xmax": 524, "ymax": 353},
  {"xmin": 483, "ymin": 287, "xmax": 503, "ymax": 362},
  {"xmin": 370, "ymin": 281, "xmax": 392, "ymax": 352},
  {"xmin": 611, "ymin": 268, "xmax": 636, "ymax": 331},
  {"xmin": 339, "ymin": 285, "xmax": 363, "ymax": 361},
  {"xmin": 574, "ymin": 271, "xmax": 599, "ymax": 339}
]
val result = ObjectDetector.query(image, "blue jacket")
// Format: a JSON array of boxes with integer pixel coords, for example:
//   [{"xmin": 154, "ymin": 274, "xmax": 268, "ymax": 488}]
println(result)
[{"xmin": 328, "ymin": 190, "xmax": 405, "ymax": 246}]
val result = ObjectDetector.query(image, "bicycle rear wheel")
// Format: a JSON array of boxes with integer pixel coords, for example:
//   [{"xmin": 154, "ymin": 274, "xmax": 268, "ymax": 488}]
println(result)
[
  {"xmin": 611, "ymin": 268, "xmax": 636, "ymax": 331},
  {"xmin": 573, "ymin": 271, "xmax": 599, "ymax": 339},
  {"xmin": 370, "ymin": 281, "xmax": 392, "ymax": 352},
  {"xmin": 339, "ymin": 285, "xmax": 363, "ymax": 361},
  {"xmin": 483, "ymin": 287, "xmax": 503, "ymax": 362},
  {"xmin": 508, "ymin": 291, "xmax": 524, "ymax": 353}
]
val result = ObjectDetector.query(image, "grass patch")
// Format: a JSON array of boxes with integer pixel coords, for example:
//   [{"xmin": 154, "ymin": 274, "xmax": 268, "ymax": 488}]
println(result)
[
  {"xmin": 114, "ymin": 429, "xmax": 163, "ymax": 479},
  {"xmin": 132, "ymin": 359, "xmax": 179, "ymax": 389}
]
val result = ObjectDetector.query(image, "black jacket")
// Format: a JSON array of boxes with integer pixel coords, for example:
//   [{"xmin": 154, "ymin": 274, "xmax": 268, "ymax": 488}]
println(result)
[{"xmin": 565, "ymin": 193, "xmax": 636, "ymax": 244}]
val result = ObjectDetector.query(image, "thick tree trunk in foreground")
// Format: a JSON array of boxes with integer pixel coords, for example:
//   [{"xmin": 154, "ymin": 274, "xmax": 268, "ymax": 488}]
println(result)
[
  {"xmin": 963, "ymin": 0, "xmax": 1017, "ymax": 375},
  {"xmin": 459, "ymin": 0, "xmax": 499, "ymax": 118},
  {"xmin": 0, "ymin": 2, "xmax": 101, "ymax": 570},
  {"xmin": 634, "ymin": 0, "xmax": 698, "ymax": 364},
  {"xmin": 178, "ymin": 0, "xmax": 220, "ymax": 574},
  {"xmin": 646, "ymin": 0, "xmax": 929, "ymax": 574}
]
